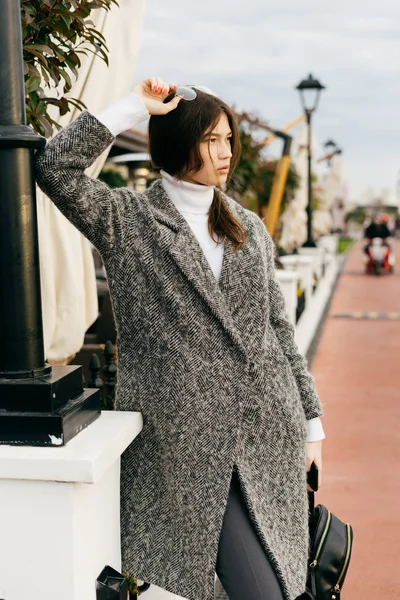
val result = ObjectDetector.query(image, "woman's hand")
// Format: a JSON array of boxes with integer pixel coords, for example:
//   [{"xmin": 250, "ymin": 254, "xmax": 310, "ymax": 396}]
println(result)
[
  {"xmin": 132, "ymin": 77, "xmax": 181, "ymax": 116},
  {"xmin": 306, "ymin": 440, "xmax": 323, "ymax": 491}
]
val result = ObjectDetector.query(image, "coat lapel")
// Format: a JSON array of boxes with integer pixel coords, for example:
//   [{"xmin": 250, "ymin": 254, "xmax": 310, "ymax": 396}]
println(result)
[{"xmin": 146, "ymin": 180, "xmax": 246, "ymax": 353}]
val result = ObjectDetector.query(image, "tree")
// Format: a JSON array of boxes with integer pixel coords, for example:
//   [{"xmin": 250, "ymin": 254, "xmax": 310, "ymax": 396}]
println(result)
[
  {"xmin": 227, "ymin": 119, "xmax": 263, "ymax": 201},
  {"xmin": 22, "ymin": 0, "xmax": 118, "ymax": 137},
  {"xmin": 252, "ymin": 159, "xmax": 301, "ymax": 218},
  {"xmin": 226, "ymin": 113, "xmax": 301, "ymax": 219}
]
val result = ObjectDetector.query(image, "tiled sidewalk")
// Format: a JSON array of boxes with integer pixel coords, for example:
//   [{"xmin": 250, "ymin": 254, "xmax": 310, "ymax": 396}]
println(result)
[{"xmin": 312, "ymin": 240, "xmax": 400, "ymax": 600}]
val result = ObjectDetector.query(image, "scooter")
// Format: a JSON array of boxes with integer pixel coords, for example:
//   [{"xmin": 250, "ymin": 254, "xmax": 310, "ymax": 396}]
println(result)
[{"xmin": 364, "ymin": 238, "xmax": 395, "ymax": 275}]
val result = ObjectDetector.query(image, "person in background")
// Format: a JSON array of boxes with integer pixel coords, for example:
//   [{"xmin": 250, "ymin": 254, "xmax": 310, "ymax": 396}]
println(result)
[{"xmin": 364, "ymin": 213, "xmax": 391, "ymax": 251}]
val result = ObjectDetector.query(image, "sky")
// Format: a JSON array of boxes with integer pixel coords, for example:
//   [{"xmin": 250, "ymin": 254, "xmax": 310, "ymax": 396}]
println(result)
[{"xmin": 133, "ymin": 0, "xmax": 400, "ymax": 203}]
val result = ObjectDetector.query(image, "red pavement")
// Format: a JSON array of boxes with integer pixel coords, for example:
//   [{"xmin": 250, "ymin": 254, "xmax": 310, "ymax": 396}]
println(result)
[{"xmin": 312, "ymin": 240, "xmax": 400, "ymax": 600}]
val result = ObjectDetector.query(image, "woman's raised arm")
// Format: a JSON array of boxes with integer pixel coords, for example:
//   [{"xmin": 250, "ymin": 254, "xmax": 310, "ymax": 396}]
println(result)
[{"xmin": 34, "ymin": 78, "xmax": 181, "ymax": 256}]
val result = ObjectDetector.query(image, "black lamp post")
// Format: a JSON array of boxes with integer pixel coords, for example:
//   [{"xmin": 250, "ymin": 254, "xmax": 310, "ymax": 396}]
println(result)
[
  {"xmin": 295, "ymin": 73, "xmax": 326, "ymax": 247},
  {"xmin": 0, "ymin": 0, "xmax": 101, "ymax": 446}
]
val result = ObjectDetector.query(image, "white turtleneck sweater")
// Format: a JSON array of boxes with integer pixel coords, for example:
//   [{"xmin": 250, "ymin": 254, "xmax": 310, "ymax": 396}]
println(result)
[
  {"xmin": 160, "ymin": 170, "xmax": 224, "ymax": 279},
  {"xmin": 95, "ymin": 93, "xmax": 325, "ymax": 443}
]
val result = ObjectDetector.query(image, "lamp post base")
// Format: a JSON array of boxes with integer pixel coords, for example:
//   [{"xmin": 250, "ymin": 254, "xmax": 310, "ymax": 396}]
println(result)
[
  {"xmin": 302, "ymin": 239, "xmax": 317, "ymax": 248},
  {"xmin": 0, "ymin": 388, "xmax": 100, "ymax": 447},
  {"xmin": 0, "ymin": 365, "xmax": 101, "ymax": 446}
]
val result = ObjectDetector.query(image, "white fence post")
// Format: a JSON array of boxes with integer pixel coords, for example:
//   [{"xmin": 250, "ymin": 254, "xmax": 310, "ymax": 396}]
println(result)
[{"xmin": 275, "ymin": 270, "xmax": 299, "ymax": 326}]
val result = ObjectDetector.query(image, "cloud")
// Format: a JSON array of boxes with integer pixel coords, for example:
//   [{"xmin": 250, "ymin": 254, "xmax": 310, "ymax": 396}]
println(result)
[{"xmin": 134, "ymin": 0, "xmax": 400, "ymax": 199}]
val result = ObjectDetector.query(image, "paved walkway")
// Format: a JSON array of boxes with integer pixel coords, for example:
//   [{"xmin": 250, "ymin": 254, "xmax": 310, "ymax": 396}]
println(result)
[{"xmin": 312, "ymin": 240, "xmax": 400, "ymax": 600}]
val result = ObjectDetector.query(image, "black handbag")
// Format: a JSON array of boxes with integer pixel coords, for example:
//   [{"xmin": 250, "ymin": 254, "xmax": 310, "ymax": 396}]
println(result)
[{"xmin": 298, "ymin": 492, "xmax": 354, "ymax": 600}]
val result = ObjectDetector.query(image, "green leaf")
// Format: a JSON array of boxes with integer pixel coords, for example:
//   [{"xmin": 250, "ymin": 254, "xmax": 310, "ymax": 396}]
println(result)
[
  {"xmin": 49, "ymin": 45, "xmax": 67, "ymax": 63},
  {"xmin": 39, "ymin": 64, "xmax": 51, "ymax": 86},
  {"xmin": 47, "ymin": 64, "xmax": 62, "ymax": 85},
  {"xmin": 28, "ymin": 91, "xmax": 38, "ymax": 110},
  {"xmin": 63, "ymin": 55, "xmax": 79, "ymax": 78},
  {"xmin": 24, "ymin": 43, "xmax": 55, "ymax": 56},
  {"xmin": 37, "ymin": 100, "xmax": 46, "ymax": 114},
  {"xmin": 37, "ymin": 113, "xmax": 54, "ymax": 138},
  {"xmin": 26, "ymin": 75, "xmax": 41, "ymax": 94},
  {"xmin": 55, "ymin": 17, "xmax": 71, "ymax": 37},
  {"xmin": 60, "ymin": 14, "xmax": 72, "ymax": 28},
  {"xmin": 61, "ymin": 68, "xmax": 72, "ymax": 92},
  {"xmin": 24, "ymin": 9, "xmax": 34, "ymax": 24},
  {"xmin": 23, "ymin": 47, "xmax": 49, "ymax": 67},
  {"xmin": 66, "ymin": 97, "xmax": 87, "ymax": 110},
  {"xmin": 85, "ymin": 27, "xmax": 107, "ymax": 42}
]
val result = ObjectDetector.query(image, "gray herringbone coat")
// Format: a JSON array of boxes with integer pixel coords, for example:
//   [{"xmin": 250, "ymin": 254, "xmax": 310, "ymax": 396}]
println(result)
[{"xmin": 35, "ymin": 112, "xmax": 323, "ymax": 600}]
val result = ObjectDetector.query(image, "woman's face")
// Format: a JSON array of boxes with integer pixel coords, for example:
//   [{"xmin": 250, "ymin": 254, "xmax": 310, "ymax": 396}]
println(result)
[{"xmin": 183, "ymin": 112, "xmax": 233, "ymax": 187}]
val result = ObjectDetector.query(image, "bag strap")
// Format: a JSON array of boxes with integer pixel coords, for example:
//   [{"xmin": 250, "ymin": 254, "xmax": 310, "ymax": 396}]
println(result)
[
  {"xmin": 307, "ymin": 492, "xmax": 317, "ymax": 599},
  {"xmin": 308, "ymin": 491, "xmax": 315, "ymax": 517}
]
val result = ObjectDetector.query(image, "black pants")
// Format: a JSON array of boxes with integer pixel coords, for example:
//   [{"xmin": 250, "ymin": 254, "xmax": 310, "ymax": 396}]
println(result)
[{"xmin": 216, "ymin": 470, "xmax": 284, "ymax": 600}]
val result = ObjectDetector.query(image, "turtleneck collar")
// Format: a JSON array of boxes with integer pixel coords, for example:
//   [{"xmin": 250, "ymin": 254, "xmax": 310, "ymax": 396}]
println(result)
[{"xmin": 161, "ymin": 169, "xmax": 214, "ymax": 215}]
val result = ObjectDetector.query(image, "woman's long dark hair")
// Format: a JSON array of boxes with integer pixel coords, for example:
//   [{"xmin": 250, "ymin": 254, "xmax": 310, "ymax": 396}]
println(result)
[{"xmin": 149, "ymin": 89, "xmax": 246, "ymax": 250}]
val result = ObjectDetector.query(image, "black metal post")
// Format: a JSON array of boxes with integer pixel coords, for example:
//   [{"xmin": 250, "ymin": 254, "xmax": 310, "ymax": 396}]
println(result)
[
  {"xmin": 0, "ymin": 0, "xmax": 50, "ymax": 377},
  {"xmin": 0, "ymin": 0, "xmax": 101, "ymax": 446},
  {"xmin": 303, "ymin": 110, "xmax": 316, "ymax": 247}
]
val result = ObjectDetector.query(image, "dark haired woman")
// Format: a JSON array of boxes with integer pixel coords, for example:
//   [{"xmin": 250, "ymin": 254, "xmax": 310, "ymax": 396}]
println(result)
[{"xmin": 35, "ymin": 77, "xmax": 325, "ymax": 600}]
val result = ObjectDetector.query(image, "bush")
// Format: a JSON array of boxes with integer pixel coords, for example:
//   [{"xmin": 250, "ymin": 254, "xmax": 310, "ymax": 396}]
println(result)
[
  {"xmin": 98, "ymin": 169, "xmax": 128, "ymax": 188},
  {"xmin": 337, "ymin": 237, "xmax": 354, "ymax": 254}
]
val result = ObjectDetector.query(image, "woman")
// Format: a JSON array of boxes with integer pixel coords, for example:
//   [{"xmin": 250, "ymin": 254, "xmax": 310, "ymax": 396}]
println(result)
[{"xmin": 35, "ymin": 77, "xmax": 325, "ymax": 600}]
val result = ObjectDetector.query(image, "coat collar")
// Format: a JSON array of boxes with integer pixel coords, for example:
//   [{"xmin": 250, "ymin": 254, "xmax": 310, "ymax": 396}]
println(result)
[{"xmin": 145, "ymin": 180, "xmax": 249, "ymax": 355}]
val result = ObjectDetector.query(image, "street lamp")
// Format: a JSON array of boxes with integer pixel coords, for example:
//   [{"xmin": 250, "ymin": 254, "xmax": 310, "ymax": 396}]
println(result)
[
  {"xmin": 295, "ymin": 73, "xmax": 326, "ymax": 247},
  {"xmin": 324, "ymin": 139, "xmax": 342, "ymax": 167},
  {"xmin": 0, "ymin": 0, "xmax": 101, "ymax": 446},
  {"xmin": 324, "ymin": 139, "xmax": 338, "ymax": 154}
]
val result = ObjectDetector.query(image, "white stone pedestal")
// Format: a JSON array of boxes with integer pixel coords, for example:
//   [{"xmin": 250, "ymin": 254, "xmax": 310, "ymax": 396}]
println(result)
[
  {"xmin": 279, "ymin": 255, "xmax": 315, "ymax": 304},
  {"xmin": 318, "ymin": 234, "xmax": 338, "ymax": 256},
  {"xmin": 0, "ymin": 411, "xmax": 142, "ymax": 600},
  {"xmin": 296, "ymin": 247, "xmax": 325, "ymax": 278},
  {"xmin": 276, "ymin": 269, "xmax": 299, "ymax": 326},
  {"xmin": 295, "ymin": 257, "xmax": 340, "ymax": 355}
]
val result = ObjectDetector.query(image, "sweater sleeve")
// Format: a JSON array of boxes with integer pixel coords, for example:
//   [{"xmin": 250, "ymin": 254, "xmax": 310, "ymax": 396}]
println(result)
[
  {"xmin": 95, "ymin": 93, "xmax": 149, "ymax": 137},
  {"xmin": 306, "ymin": 417, "xmax": 325, "ymax": 442},
  {"xmin": 34, "ymin": 99, "xmax": 148, "ymax": 256},
  {"xmin": 264, "ymin": 230, "xmax": 324, "ymax": 420}
]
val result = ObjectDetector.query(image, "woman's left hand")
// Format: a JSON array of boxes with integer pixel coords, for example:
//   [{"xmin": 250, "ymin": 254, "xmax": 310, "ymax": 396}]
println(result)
[{"xmin": 306, "ymin": 441, "xmax": 323, "ymax": 491}]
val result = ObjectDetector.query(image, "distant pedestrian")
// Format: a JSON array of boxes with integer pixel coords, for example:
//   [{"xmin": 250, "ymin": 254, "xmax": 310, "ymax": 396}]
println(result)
[
  {"xmin": 364, "ymin": 214, "xmax": 392, "ymax": 250},
  {"xmin": 35, "ymin": 77, "xmax": 325, "ymax": 600}
]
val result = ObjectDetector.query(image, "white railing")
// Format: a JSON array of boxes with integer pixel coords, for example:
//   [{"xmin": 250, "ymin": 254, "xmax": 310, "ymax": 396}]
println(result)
[{"xmin": 277, "ymin": 235, "xmax": 340, "ymax": 356}]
